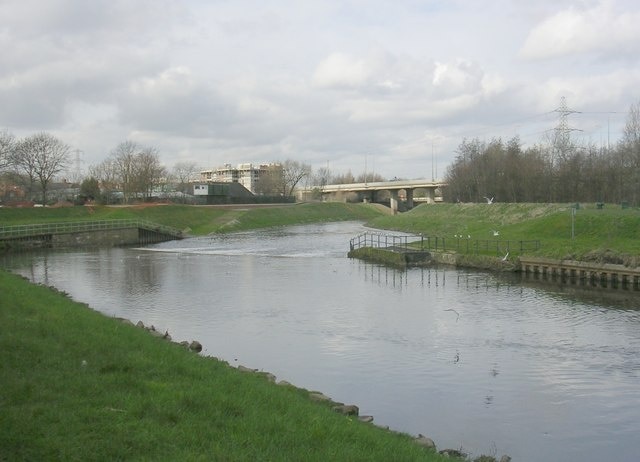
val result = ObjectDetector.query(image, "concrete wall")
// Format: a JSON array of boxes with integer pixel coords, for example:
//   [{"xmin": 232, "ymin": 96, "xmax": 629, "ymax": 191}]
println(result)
[{"xmin": 52, "ymin": 229, "xmax": 140, "ymax": 247}]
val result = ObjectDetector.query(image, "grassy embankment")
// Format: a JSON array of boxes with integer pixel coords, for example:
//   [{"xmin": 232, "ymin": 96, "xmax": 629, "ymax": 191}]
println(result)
[
  {"xmin": 0, "ymin": 270, "xmax": 455, "ymax": 461},
  {"xmin": 0, "ymin": 202, "xmax": 387, "ymax": 236},
  {"xmin": 370, "ymin": 202, "xmax": 640, "ymax": 265},
  {"xmin": 3, "ymin": 201, "xmax": 640, "ymax": 262}
]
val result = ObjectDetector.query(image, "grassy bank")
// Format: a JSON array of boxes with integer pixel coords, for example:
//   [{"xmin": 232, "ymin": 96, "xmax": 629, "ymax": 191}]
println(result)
[
  {"xmin": 3, "ymin": 201, "xmax": 640, "ymax": 264},
  {"xmin": 0, "ymin": 202, "xmax": 386, "ymax": 235},
  {"xmin": 0, "ymin": 269, "xmax": 454, "ymax": 461},
  {"xmin": 370, "ymin": 202, "xmax": 640, "ymax": 263}
]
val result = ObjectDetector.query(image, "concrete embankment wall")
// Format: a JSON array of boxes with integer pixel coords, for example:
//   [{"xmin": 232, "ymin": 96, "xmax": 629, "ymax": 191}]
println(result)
[
  {"xmin": 2, "ymin": 227, "xmax": 176, "ymax": 251},
  {"xmin": 519, "ymin": 256, "xmax": 640, "ymax": 286},
  {"xmin": 52, "ymin": 229, "xmax": 140, "ymax": 247}
]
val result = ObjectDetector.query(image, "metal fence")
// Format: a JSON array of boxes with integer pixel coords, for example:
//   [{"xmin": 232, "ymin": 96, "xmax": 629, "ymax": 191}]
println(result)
[
  {"xmin": 0, "ymin": 219, "xmax": 183, "ymax": 240},
  {"xmin": 350, "ymin": 232, "xmax": 540, "ymax": 256},
  {"xmin": 349, "ymin": 232, "xmax": 423, "ymax": 252},
  {"xmin": 421, "ymin": 236, "xmax": 540, "ymax": 255}
]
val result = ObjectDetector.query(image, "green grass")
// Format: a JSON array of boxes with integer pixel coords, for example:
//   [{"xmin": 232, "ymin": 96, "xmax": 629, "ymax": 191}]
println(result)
[
  {"xmin": 0, "ymin": 269, "xmax": 453, "ymax": 461},
  {"xmin": 0, "ymin": 202, "xmax": 386, "ymax": 235},
  {"xmin": 370, "ymin": 202, "xmax": 640, "ymax": 263}
]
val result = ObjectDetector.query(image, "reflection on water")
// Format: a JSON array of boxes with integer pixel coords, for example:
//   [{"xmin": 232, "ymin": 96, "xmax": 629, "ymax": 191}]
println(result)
[{"xmin": 2, "ymin": 221, "xmax": 640, "ymax": 462}]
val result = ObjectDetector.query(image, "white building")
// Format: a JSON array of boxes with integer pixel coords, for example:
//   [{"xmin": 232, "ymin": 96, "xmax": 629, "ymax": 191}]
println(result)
[{"xmin": 199, "ymin": 163, "xmax": 281, "ymax": 194}]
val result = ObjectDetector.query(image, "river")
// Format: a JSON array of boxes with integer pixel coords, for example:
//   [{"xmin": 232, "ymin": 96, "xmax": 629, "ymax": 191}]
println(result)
[{"xmin": 2, "ymin": 221, "xmax": 640, "ymax": 461}]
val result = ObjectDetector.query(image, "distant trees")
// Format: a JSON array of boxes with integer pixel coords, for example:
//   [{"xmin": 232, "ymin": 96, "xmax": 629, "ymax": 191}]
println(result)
[
  {"xmin": 90, "ymin": 141, "xmax": 165, "ymax": 204},
  {"xmin": 254, "ymin": 164, "xmax": 284, "ymax": 196},
  {"xmin": 11, "ymin": 132, "xmax": 70, "ymax": 204},
  {"xmin": 444, "ymin": 101, "xmax": 640, "ymax": 205},
  {"xmin": 79, "ymin": 176, "xmax": 100, "ymax": 201},
  {"xmin": 309, "ymin": 169, "xmax": 386, "ymax": 187},
  {"xmin": 356, "ymin": 172, "xmax": 385, "ymax": 183},
  {"xmin": 331, "ymin": 170, "xmax": 356, "ymax": 184},
  {"xmin": 172, "ymin": 161, "xmax": 200, "ymax": 195}
]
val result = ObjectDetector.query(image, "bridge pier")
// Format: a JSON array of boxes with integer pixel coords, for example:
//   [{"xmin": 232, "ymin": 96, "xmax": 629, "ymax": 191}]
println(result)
[
  {"xmin": 425, "ymin": 188, "xmax": 435, "ymax": 204},
  {"xmin": 390, "ymin": 190, "xmax": 399, "ymax": 214},
  {"xmin": 405, "ymin": 189, "xmax": 414, "ymax": 209}
]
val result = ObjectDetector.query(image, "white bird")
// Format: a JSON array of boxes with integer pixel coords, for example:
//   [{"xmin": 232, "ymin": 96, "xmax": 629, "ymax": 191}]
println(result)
[
  {"xmin": 501, "ymin": 251, "xmax": 509, "ymax": 261},
  {"xmin": 493, "ymin": 230, "xmax": 500, "ymax": 236},
  {"xmin": 484, "ymin": 196, "xmax": 494, "ymax": 204}
]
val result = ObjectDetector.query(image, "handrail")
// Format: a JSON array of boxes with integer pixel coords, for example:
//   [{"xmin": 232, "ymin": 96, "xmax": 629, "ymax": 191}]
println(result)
[
  {"xmin": 350, "ymin": 232, "xmax": 540, "ymax": 256},
  {"xmin": 0, "ymin": 219, "xmax": 183, "ymax": 239},
  {"xmin": 349, "ymin": 232, "xmax": 423, "ymax": 251}
]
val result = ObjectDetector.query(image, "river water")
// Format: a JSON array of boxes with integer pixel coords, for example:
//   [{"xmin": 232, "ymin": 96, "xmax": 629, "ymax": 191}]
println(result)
[{"xmin": 2, "ymin": 221, "xmax": 640, "ymax": 461}]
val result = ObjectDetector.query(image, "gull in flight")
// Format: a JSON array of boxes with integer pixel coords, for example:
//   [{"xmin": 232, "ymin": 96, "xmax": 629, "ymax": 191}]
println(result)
[
  {"xmin": 493, "ymin": 230, "xmax": 500, "ymax": 236},
  {"xmin": 501, "ymin": 251, "xmax": 509, "ymax": 261},
  {"xmin": 484, "ymin": 196, "xmax": 494, "ymax": 204}
]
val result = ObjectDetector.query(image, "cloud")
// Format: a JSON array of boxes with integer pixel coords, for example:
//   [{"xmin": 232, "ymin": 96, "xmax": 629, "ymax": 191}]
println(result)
[
  {"xmin": 313, "ymin": 53, "xmax": 374, "ymax": 88},
  {"xmin": 432, "ymin": 59, "xmax": 485, "ymax": 97},
  {"xmin": 0, "ymin": 0, "xmax": 639, "ymax": 180},
  {"xmin": 520, "ymin": 1, "xmax": 640, "ymax": 60}
]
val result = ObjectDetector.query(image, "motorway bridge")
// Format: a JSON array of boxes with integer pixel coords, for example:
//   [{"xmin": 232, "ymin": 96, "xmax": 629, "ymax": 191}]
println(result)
[{"xmin": 307, "ymin": 179, "xmax": 446, "ymax": 213}]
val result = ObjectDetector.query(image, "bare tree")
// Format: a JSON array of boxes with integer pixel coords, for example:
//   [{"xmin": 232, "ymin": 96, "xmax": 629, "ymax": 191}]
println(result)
[
  {"xmin": 89, "ymin": 158, "xmax": 119, "ymax": 203},
  {"xmin": 332, "ymin": 170, "xmax": 356, "ymax": 184},
  {"xmin": 255, "ymin": 164, "xmax": 284, "ymax": 195},
  {"xmin": 92, "ymin": 141, "xmax": 166, "ymax": 203},
  {"xmin": 622, "ymin": 101, "xmax": 640, "ymax": 147},
  {"xmin": 0, "ymin": 130, "xmax": 15, "ymax": 172},
  {"xmin": 13, "ymin": 132, "xmax": 70, "ymax": 204},
  {"xmin": 621, "ymin": 100, "xmax": 640, "ymax": 204},
  {"xmin": 313, "ymin": 166, "xmax": 332, "ymax": 187},
  {"xmin": 282, "ymin": 159, "xmax": 311, "ymax": 197},
  {"xmin": 134, "ymin": 147, "xmax": 166, "ymax": 200},
  {"xmin": 172, "ymin": 161, "xmax": 199, "ymax": 195},
  {"xmin": 110, "ymin": 140, "xmax": 139, "ymax": 203}
]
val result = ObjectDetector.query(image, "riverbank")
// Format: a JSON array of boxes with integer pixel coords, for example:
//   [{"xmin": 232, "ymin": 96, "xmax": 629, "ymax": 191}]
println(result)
[
  {"xmin": 0, "ymin": 269, "xmax": 462, "ymax": 461},
  {"xmin": 3, "ymin": 202, "xmax": 639, "ymax": 264},
  {"xmin": 0, "ymin": 202, "xmax": 387, "ymax": 236},
  {"xmin": 369, "ymin": 202, "xmax": 640, "ymax": 266}
]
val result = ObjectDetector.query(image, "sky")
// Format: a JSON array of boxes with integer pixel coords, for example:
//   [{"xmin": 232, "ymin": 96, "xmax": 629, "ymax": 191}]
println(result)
[{"xmin": 1, "ymin": 0, "xmax": 639, "ymax": 182}]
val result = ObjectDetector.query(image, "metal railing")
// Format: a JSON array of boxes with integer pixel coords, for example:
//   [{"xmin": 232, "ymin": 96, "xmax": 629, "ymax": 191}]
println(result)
[
  {"xmin": 349, "ymin": 232, "xmax": 423, "ymax": 252},
  {"xmin": 0, "ymin": 219, "xmax": 183, "ymax": 240},
  {"xmin": 424, "ymin": 237, "xmax": 540, "ymax": 255},
  {"xmin": 350, "ymin": 232, "xmax": 540, "ymax": 256}
]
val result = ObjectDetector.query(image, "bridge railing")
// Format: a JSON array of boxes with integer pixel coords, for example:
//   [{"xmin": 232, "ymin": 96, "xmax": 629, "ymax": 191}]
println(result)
[{"xmin": 0, "ymin": 219, "xmax": 183, "ymax": 240}]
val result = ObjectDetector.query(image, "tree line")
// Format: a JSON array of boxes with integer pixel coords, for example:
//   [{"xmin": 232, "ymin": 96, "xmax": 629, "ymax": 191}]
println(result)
[
  {"xmin": 5, "ymin": 100, "xmax": 639, "ymax": 206},
  {"xmin": 444, "ymin": 101, "xmax": 640, "ymax": 205},
  {"xmin": 0, "ymin": 132, "xmax": 315, "ymax": 204}
]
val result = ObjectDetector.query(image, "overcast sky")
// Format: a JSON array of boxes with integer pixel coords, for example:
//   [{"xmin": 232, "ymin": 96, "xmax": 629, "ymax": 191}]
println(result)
[{"xmin": 1, "ymin": 0, "xmax": 639, "ymax": 181}]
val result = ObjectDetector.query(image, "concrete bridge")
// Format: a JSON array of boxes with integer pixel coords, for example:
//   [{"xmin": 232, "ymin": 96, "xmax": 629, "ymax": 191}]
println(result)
[{"xmin": 315, "ymin": 179, "xmax": 446, "ymax": 213}]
